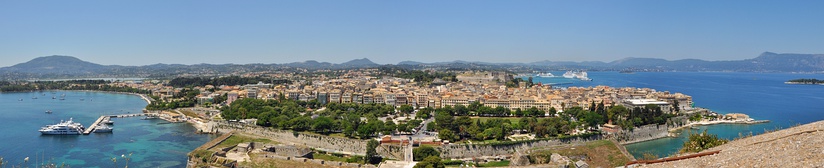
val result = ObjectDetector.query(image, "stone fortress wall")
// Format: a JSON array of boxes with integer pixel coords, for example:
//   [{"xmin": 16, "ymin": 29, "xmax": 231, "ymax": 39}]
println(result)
[{"xmin": 214, "ymin": 121, "xmax": 368, "ymax": 155}]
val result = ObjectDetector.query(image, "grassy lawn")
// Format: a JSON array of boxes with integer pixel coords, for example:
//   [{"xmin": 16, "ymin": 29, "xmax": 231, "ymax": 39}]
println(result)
[
  {"xmin": 531, "ymin": 140, "xmax": 630, "ymax": 167},
  {"xmin": 243, "ymin": 153, "xmax": 328, "ymax": 168},
  {"xmin": 189, "ymin": 149, "xmax": 216, "ymax": 163},
  {"xmin": 214, "ymin": 135, "xmax": 275, "ymax": 149},
  {"xmin": 313, "ymin": 151, "xmax": 366, "ymax": 164},
  {"xmin": 313, "ymin": 152, "xmax": 349, "ymax": 162},
  {"xmin": 178, "ymin": 109, "xmax": 202, "ymax": 119},
  {"xmin": 478, "ymin": 160, "xmax": 510, "ymax": 167},
  {"xmin": 328, "ymin": 133, "xmax": 347, "ymax": 138}
]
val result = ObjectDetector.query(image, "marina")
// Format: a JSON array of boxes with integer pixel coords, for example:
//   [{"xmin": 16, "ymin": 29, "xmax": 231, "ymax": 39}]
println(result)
[{"xmin": 2, "ymin": 91, "xmax": 213, "ymax": 167}]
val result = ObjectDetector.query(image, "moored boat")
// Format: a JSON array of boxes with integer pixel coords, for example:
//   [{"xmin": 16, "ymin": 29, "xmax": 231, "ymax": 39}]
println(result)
[
  {"xmin": 103, "ymin": 118, "xmax": 114, "ymax": 125},
  {"xmin": 93, "ymin": 124, "xmax": 113, "ymax": 133},
  {"xmin": 536, "ymin": 72, "xmax": 555, "ymax": 77},
  {"xmin": 39, "ymin": 118, "xmax": 85, "ymax": 135}
]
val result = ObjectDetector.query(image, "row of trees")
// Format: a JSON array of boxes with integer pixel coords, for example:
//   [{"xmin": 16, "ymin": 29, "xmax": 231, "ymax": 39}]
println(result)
[
  {"xmin": 434, "ymin": 107, "xmax": 576, "ymax": 141},
  {"xmin": 431, "ymin": 102, "xmax": 677, "ymax": 142},
  {"xmin": 431, "ymin": 102, "xmax": 555, "ymax": 117},
  {"xmin": 222, "ymin": 96, "xmax": 678, "ymax": 142},
  {"xmin": 145, "ymin": 88, "xmax": 201, "ymax": 110},
  {"xmin": 378, "ymin": 66, "xmax": 458, "ymax": 84},
  {"xmin": 505, "ymin": 77, "xmax": 535, "ymax": 88},
  {"xmin": 0, "ymin": 80, "xmax": 149, "ymax": 94},
  {"xmin": 222, "ymin": 98, "xmax": 424, "ymax": 139}
]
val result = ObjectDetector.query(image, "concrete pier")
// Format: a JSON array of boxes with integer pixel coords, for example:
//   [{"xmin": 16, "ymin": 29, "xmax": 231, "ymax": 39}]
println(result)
[
  {"xmin": 83, "ymin": 113, "xmax": 147, "ymax": 135},
  {"xmin": 83, "ymin": 116, "xmax": 108, "ymax": 135}
]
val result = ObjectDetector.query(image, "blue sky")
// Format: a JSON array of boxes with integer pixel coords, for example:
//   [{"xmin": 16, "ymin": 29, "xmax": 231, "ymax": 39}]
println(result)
[{"xmin": 1, "ymin": 1, "xmax": 823, "ymax": 66}]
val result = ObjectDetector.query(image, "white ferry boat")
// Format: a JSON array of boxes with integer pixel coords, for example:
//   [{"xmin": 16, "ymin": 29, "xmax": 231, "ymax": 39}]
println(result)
[{"xmin": 39, "ymin": 118, "xmax": 85, "ymax": 135}]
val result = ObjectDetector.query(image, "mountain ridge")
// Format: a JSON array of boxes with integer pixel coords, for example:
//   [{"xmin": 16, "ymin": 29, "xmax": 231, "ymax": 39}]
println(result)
[{"xmin": 2, "ymin": 52, "xmax": 823, "ymax": 79}]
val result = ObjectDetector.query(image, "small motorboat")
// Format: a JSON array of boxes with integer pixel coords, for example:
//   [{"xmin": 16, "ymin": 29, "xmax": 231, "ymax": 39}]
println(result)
[{"xmin": 94, "ymin": 124, "xmax": 113, "ymax": 133}]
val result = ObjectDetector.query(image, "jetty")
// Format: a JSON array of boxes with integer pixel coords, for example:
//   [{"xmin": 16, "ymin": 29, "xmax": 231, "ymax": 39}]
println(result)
[{"xmin": 82, "ymin": 113, "xmax": 147, "ymax": 135}]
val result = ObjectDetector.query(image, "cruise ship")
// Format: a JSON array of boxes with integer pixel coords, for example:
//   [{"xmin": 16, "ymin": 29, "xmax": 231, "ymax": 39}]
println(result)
[
  {"xmin": 562, "ymin": 71, "xmax": 575, "ymax": 78},
  {"xmin": 39, "ymin": 118, "xmax": 85, "ymax": 135},
  {"xmin": 562, "ymin": 71, "xmax": 593, "ymax": 81},
  {"xmin": 535, "ymin": 72, "xmax": 555, "ymax": 77}
]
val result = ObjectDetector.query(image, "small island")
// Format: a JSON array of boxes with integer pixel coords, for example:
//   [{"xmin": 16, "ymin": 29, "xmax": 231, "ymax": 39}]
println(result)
[{"xmin": 785, "ymin": 78, "xmax": 824, "ymax": 85}]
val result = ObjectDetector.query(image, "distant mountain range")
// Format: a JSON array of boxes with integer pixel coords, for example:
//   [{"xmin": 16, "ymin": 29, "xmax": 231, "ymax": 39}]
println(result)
[
  {"xmin": 1, "ymin": 52, "xmax": 822, "ymax": 79},
  {"xmin": 397, "ymin": 52, "xmax": 824, "ymax": 72}
]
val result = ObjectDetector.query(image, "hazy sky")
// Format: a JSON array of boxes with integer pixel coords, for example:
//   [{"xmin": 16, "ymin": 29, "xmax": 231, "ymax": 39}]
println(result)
[{"xmin": 1, "ymin": 1, "xmax": 823, "ymax": 67}]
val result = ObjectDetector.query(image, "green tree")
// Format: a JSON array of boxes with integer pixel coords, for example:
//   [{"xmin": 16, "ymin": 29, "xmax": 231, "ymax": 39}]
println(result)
[
  {"xmin": 454, "ymin": 105, "xmax": 469, "ymax": 116},
  {"xmin": 607, "ymin": 105, "xmax": 628, "ymax": 122},
  {"xmin": 366, "ymin": 139, "xmax": 381, "ymax": 164},
  {"xmin": 413, "ymin": 156, "xmax": 445, "ymax": 168},
  {"xmin": 672, "ymin": 100, "xmax": 680, "ymax": 113},
  {"xmin": 312, "ymin": 116, "xmax": 335, "ymax": 134},
  {"xmin": 413, "ymin": 146, "xmax": 440, "ymax": 161},
  {"xmin": 384, "ymin": 120, "xmax": 397, "ymax": 135},
  {"xmin": 527, "ymin": 76, "xmax": 534, "ymax": 87},
  {"xmin": 438, "ymin": 129, "xmax": 457, "ymax": 142},
  {"xmin": 399, "ymin": 104, "xmax": 415, "ymax": 114},
  {"xmin": 290, "ymin": 116, "xmax": 312, "ymax": 131},
  {"xmin": 434, "ymin": 111, "xmax": 454, "ymax": 131},
  {"xmin": 679, "ymin": 129, "xmax": 728, "ymax": 153},
  {"xmin": 417, "ymin": 107, "xmax": 434, "ymax": 119}
]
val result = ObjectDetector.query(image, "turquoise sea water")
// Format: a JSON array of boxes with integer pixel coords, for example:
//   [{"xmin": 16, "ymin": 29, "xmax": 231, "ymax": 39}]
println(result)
[
  {"xmin": 528, "ymin": 72, "xmax": 824, "ymax": 158},
  {"xmin": 0, "ymin": 91, "xmax": 215, "ymax": 168}
]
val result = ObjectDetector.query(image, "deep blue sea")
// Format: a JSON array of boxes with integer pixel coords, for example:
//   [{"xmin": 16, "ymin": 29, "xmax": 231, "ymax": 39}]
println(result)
[
  {"xmin": 0, "ymin": 91, "xmax": 215, "ymax": 168},
  {"xmin": 527, "ymin": 72, "xmax": 824, "ymax": 158}
]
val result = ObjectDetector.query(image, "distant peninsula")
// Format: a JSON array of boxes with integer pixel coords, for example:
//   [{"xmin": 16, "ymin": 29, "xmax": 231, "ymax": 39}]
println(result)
[{"xmin": 785, "ymin": 78, "xmax": 824, "ymax": 85}]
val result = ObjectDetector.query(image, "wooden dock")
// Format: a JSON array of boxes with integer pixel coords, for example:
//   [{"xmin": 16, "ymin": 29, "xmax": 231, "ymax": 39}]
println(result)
[{"xmin": 82, "ymin": 113, "xmax": 147, "ymax": 135}]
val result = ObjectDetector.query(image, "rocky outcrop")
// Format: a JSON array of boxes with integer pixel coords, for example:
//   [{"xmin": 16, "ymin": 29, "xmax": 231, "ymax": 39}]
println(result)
[{"xmin": 638, "ymin": 120, "xmax": 824, "ymax": 167}]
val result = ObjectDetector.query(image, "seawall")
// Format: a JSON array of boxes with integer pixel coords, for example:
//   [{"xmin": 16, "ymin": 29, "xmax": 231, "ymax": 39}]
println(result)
[
  {"xmin": 438, "ymin": 136, "xmax": 601, "ymax": 160},
  {"xmin": 213, "ymin": 121, "xmax": 368, "ymax": 155}
]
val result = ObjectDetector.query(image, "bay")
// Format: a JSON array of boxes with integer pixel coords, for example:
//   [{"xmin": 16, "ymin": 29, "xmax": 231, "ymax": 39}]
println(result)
[
  {"xmin": 0, "ymin": 91, "xmax": 215, "ymax": 168},
  {"xmin": 528, "ymin": 72, "xmax": 824, "ymax": 158}
]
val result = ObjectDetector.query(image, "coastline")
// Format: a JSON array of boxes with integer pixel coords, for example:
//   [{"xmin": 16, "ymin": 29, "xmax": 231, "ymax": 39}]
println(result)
[
  {"xmin": 13, "ymin": 89, "xmax": 154, "ymax": 104},
  {"xmin": 667, "ymin": 119, "xmax": 770, "ymax": 133},
  {"xmin": 784, "ymin": 82, "xmax": 824, "ymax": 85}
]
